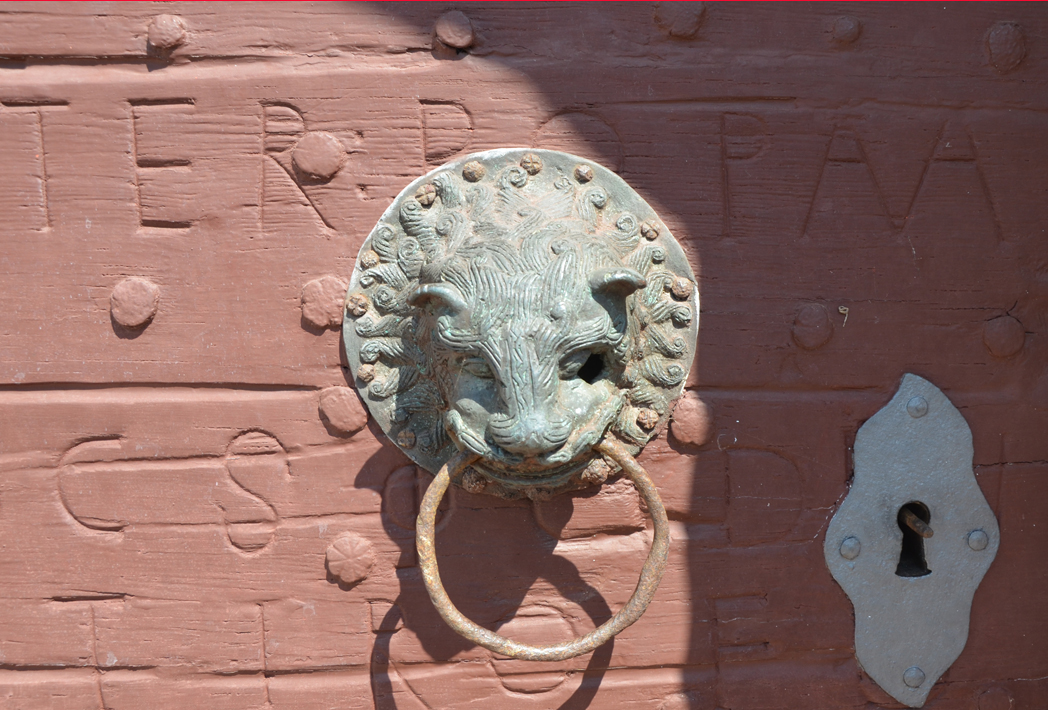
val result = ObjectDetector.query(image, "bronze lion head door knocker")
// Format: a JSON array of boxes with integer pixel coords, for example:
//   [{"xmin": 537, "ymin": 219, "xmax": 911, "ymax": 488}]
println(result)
[{"xmin": 344, "ymin": 149, "xmax": 698, "ymax": 661}]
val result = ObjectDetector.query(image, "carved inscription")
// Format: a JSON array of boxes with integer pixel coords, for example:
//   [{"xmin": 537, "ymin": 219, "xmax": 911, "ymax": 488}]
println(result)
[
  {"xmin": 1, "ymin": 4, "xmax": 1044, "ymax": 705},
  {"xmin": 421, "ymin": 100, "xmax": 473, "ymax": 164},
  {"xmin": 0, "ymin": 101, "xmax": 66, "ymax": 231},
  {"xmin": 131, "ymin": 100, "xmax": 195, "ymax": 229}
]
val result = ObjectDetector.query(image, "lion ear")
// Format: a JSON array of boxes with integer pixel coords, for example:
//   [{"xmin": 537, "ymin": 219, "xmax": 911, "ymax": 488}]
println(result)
[
  {"xmin": 589, "ymin": 267, "xmax": 646, "ymax": 295},
  {"xmin": 408, "ymin": 283, "xmax": 467, "ymax": 314}
]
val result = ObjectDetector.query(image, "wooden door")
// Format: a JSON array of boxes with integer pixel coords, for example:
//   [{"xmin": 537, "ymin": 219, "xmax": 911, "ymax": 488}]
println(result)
[{"xmin": 0, "ymin": 4, "xmax": 1044, "ymax": 708}]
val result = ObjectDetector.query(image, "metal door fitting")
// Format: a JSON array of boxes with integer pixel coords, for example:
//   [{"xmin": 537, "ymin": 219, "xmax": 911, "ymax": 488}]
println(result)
[
  {"xmin": 343, "ymin": 149, "xmax": 699, "ymax": 660},
  {"xmin": 825, "ymin": 374, "xmax": 999, "ymax": 707}
]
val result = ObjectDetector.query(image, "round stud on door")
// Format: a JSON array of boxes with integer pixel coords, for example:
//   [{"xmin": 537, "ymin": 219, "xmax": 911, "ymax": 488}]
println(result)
[
  {"xmin": 326, "ymin": 533, "xmax": 375, "ymax": 586},
  {"xmin": 148, "ymin": 14, "xmax": 187, "ymax": 50},
  {"xmin": 435, "ymin": 10, "xmax": 474, "ymax": 49},
  {"xmin": 111, "ymin": 277, "xmax": 160, "ymax": 330},
  {"xmin": 831, "ymin": 16, "xmax": 862, "ymax": 46},
  {"xmin": 292, "ymin": 132, "xmax": 345, "ymax": 181}
]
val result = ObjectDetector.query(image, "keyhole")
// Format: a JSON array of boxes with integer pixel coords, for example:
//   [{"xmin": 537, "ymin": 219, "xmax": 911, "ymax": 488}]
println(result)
[{"xmin": 895, "ymin": 501, "xmax": 932, "ymax": 578}]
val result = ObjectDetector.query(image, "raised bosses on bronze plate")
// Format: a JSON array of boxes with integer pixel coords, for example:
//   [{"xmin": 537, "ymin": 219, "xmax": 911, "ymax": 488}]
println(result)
[{"xmin": 343, "ymin": 149, "xmax": 698, "ymax": 497}]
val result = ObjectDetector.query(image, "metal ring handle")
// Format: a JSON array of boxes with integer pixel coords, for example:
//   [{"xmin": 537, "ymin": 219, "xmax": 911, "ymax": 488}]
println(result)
[{"xmin": 415, "ymin": 439, "xmax": 670, "ymax": 661}]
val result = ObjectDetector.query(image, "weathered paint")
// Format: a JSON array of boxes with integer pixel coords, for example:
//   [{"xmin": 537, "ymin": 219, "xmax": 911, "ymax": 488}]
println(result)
[{"xmin": 0, "ymin": 3, "xmax": 1045, "ymax": 708}]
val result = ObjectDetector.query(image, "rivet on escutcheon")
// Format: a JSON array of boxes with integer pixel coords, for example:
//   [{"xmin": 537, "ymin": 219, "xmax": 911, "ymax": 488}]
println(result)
[
  {"xmin": 357, "ymin": 363, "xmax": 376, "ymax": 383},
  {"xmin": 839, "ymin": 536, "xmax": 861, "ymax": 560},
  {"xmin": 396, "ymin": 429, "xmax": 416, "ymax": 449},
  {"xmin": 906, "ymin": 396, "xmax": 929, "ymax": 418},
  {"xmin": 579, "ymin": 457, "xmax": 611, "ymax": 484},
  {"xmin": 461, "ymin": 468, "xmax": 487, "ymax": 494},
  {"xmin": 968, "ymin": 529, "xmax": 989, "ymax": 551},
  {"xmin": 415, "ymin": 183, "xmax": 437, "ymax": 207},
  {"xmin": 903, "ymin": 666, "xmax": 926, "ymax": 688},
  {"xmin": 359, "ymin": 250, "xmax": 381, "ymax": 270},
  {"xmin": 636, "ymin": 408, "xmax": 659, "ymax": 430},
  {"xmin": 346, "ymin": 293, "xmax": 369, "ymax": 318},
  {"xmin": 670, "ymin": 277, "xmax": 694, "ymax": 301},
  {"xmin": 520, "ymin": 153, "xmax": 543, "ymax": 175},
  {"xmin": 462, "ymin": 161, "xmax": 485, "ymax": 182},
  {"xmin": 574, "ymin": 164, "xmax": 594, "ymax": 183}
]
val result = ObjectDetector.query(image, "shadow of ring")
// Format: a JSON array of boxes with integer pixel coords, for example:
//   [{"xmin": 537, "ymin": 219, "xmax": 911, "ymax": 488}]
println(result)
[{"xmin": 415, "ymin": 439, "xmax": 670, "ymax": 661}]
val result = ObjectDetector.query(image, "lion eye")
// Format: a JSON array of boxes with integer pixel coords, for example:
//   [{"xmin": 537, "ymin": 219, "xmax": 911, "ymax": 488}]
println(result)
[
  {"xmin": 561, "ymin": 351, "xmax": 604, "ymax": 383},
  {"xmin": 460, "ymin": 357, "xmax": 495, "ymax": 379},
  {"xmin": 560, "ymin": 352, "xmax": 587, "ymax": 379}
]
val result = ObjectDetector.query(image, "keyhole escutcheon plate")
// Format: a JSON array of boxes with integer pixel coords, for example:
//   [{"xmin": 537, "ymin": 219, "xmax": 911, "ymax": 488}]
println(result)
[{"xmin": 824, "ymin": 374, "xmax": 1000, "ymax": 708}]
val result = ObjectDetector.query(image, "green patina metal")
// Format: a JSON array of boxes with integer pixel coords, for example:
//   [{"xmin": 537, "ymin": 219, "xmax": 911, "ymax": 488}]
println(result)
[
  {"xmin": 344, "ymin": 148, "xmax": 698, "ymax": 660},
  {"xmin": 344, "ymin": 148, "xmax": 698, "ymax": 497}
]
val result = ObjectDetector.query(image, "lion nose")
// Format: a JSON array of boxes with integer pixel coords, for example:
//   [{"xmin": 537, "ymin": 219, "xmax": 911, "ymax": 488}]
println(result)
[{"xmin": 489, "ymin": 412, "xmax": 572, "ymax": 457}]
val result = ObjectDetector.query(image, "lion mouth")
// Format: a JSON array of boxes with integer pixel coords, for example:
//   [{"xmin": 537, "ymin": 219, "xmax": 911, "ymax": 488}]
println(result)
[
  {"xmin": 446, "ymin": 412, "xmax": 595, "ymax": 487},
  {"xmin": 444, "ymin": 389, "xmax": 627, "ymax": 490},
  {"xmin": 450, "ymin": 430, "xmax": 587, "ymax": 479},
  {"xmin": 472, "ymin": 457, "xmax": 589, "ymax": 491}
]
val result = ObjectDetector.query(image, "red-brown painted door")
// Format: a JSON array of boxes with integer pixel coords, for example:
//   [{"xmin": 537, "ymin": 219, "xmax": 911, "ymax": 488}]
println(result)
[{"xmin": 0, "ymin": 4, "xmax": 1044, "ymax": 708}]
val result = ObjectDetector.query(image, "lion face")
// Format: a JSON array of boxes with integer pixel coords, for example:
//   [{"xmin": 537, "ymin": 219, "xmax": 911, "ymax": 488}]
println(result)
[
  {"xmin": 345, "ymin": 149, "xmax": 697, "ymax": 498},
  {"xmin": 411, "ymin": 237, "xmax": 645, "ymax": 488}
]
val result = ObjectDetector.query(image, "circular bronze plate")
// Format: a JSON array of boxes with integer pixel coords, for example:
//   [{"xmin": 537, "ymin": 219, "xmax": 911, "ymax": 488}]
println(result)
[{"xmin": 344, "ymin": 149, "xmax": 697, "ymax": 495}]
